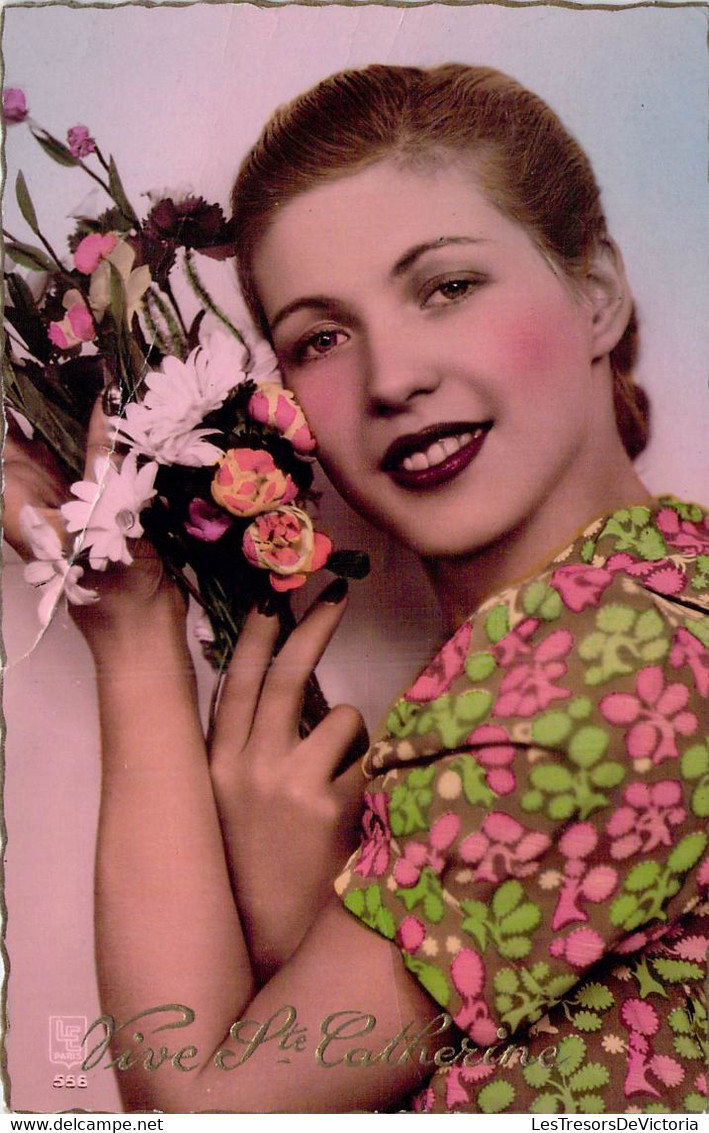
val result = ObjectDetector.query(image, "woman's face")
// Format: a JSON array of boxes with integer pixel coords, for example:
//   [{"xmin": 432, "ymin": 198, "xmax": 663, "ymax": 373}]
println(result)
[{"xmin": 253, "ymin": 160, "xmax": 616, "ymax": 560}]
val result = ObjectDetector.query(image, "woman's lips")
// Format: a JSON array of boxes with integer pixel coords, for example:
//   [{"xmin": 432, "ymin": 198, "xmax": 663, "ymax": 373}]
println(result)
[{"xmin": 382, "ymin": 422, "xmax": 492, "ymax": 490}]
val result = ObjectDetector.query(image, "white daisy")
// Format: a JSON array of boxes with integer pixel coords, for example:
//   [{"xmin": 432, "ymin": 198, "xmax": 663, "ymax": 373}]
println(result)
[
  {"xmin": 20, "ymin": 507, "xmax": 98, "ymax": 627},
  {"xmin": 60, "ymin": 454, "xmax": 158, "ymax": 570}
]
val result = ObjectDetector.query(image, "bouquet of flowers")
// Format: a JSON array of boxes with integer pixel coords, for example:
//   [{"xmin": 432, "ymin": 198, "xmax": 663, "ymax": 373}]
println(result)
[{"xmin": 3, "ymin": 89, "xmax": 368, "ymax": 720}]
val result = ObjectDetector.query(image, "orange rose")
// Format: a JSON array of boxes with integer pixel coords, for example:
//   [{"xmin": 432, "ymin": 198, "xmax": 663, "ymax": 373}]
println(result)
[
  {"xmin": 242, "ymin": 506, "xmax": 332, "ymax": 591},
  {"xmin": 211, "ymin": 448, "xmax": 298, "ymax": 518}
]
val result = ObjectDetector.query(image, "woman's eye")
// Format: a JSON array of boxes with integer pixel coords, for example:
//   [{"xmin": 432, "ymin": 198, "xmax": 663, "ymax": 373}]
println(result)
[
  {"xmin": 295, "ymin": 328, "xmax": 348, "ymax": 363},
  {"xmin": 423, "ymin": 276, "xmax": 481, "ymax": 308}
]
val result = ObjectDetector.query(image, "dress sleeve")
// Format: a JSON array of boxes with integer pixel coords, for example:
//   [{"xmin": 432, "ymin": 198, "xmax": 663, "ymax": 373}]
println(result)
[{"xmin": 335, "ymin": 570, "xmax": 709, "ymax": 1046}]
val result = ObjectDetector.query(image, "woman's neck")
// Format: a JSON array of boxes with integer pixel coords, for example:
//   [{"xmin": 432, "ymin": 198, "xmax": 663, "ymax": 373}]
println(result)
[{"xmin": 424, "ymin": 456, "xmax": 653, "ymax": 633}]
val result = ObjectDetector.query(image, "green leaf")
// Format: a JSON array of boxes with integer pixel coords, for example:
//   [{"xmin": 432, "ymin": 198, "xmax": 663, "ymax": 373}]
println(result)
[
  {"xmin": 497, "ymin": 936, "xmax": 533, "ymax": 960},
  {"xmin": 530, "ymin": 1094, "xmax": 560, "ymax": 1114},
  {"xmin": 532, "ymin": 711, "xmax": 572, "ymax": 748},
  {"xmin": 690, "ymin": 782, "xmax": 709, "ymax": 818},
  {"xmin": 375, "ymin": 906, "xmax": 396, "ymax": 941},
  {"xmin": 5, "ymin": 239, "xmax": 55, "ymax": 272},
  {"xmin": 493, "ymin": 968, "xmax": 519, "ymax": 994},
  {"xmin": 681, "ymin": 743, "xmax": 709, "ymax": 781},
  {"xmin": 31, "ymin": 128, "xmax": 79, "ymax": 167},
  {"xmin": 108, "ymin": 155, "xmax": 139, "ymax": 225},
  {"xmin": 485, "ymin": 604, "xmax": 509, "ymax": 644},
  {"xmin": 588, "ymin": 761, "xmax": 625, "ymax": 789},
  {"xmin": 651, "ymin": 957, "xmax": 704, "ymax": 982},
  {"xmin": 476, "ymin": 1080, "xmax": 515, "ymax": 1114},
  {"xmin": 610, "ymin": 893, "xmax": 639, "ymax": 926},
  {"xmin": 531, "ymin": 763, "xmax": 574, "ymax": 792},
  {"xmin": 673, "ymin": 1035, "xmax": 702, "ymax": 1060},
  {"xmin": 573, "ymin": 1011, "xmax": 603, "ymax": 1032},
  {"xmin": 575, "ymin": 983, "xmax": 614, "ymax": 1012},
  {"xmin": 667, "ymin": 832, "xmax": 707, "ymax": 874},
  {"xmin": 683, "ymin": 1093, "xmax": 708, "ymax": 1113},
  {"xmin": 522, "ymin": 1061, "xmax": 552, "ymax": 1089},
  {"xmin": 668, "ymin": 1007, "xmax": 692, "ymax": 1034},
  {"xmin": 403, "ymin": 956, "xmax": 451, "ymax": 1006},
  {"xmin": 492, "ymin": 880, "xmax": 523, "ymax": 919},
  {"xmin": 324, "ymin": 550, "xmax": 370, "ymax": 579},
  {"xmin": 546, "ymin": 974, "xmax": 576, "ymax": 999},
  {"xmin": 576, "ymin": 1095, "xmax": 606, "ymax": 1114},
  {"xmin": 15, "ymin": 171, "xmax": 40, "ymax": 234},
  {"xmin": 465, "ymin": 651, "xmax": 496, "ymax": 682},
  {"xmin": 568, "ymin": 726, "xmax": 608, "ymax": 766},
  {"xmin": 568, "ymin": 1063, "xmax": 609, "ymax": 1092},
  {"xmin": 625, "ymin": 860, "xmax": 661, "ymax": 891},
  {"xmin": 499, "ymin": 903, "xmax": 542, "ymax": 936},
  {"xmin": 555, "ymin": 1035, "xmax": 585, "ymax": 1075},
  {"xmin": 343, "ymin": 889, "xmax": 365, "ymax": 918}
]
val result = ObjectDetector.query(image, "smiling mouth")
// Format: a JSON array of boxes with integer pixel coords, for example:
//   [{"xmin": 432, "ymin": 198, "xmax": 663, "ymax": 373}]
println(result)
[{"xmin": 382, "ymin": 421, "xmax": 492, "ymax": 490}]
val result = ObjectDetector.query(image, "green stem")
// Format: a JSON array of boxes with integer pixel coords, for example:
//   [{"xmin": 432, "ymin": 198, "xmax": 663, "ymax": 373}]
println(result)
[
  {"xmin": 147, "ymin": 286, "xmax": 186, "ymax": 357},
  {"xmin": 183, "ymin": 249, "xmax": 245, "ymax": 345},
  {"xmin": 162, "ymin": 277, "xmax": 189, "ymax": 339}
]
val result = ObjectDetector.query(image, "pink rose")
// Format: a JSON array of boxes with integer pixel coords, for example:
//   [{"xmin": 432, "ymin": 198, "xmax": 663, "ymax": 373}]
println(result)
[
  {"xmin": 248, "ymin": 382, "xmax": 316, "ymax": 454},
  {"xmin": 2, "ymin": 88, "xmax": 28, "ymax": 123},
  {"xmin": 242, "ymin": 505, "xmax": 332, "ymax": 592},
  {"xmin": 48, "ymin": 296, "xmax": 95, "ymax": 350},
  {"xmin": 211, "ymin": 448, "xmax": 297, "ymax": 518},
  {"xmin": 67, "ymin": 125, "xmax": 96, "ymax": 159},
  {"xmin": 74, "ymin": 232, "xmax": 118, "ymax": 275}
]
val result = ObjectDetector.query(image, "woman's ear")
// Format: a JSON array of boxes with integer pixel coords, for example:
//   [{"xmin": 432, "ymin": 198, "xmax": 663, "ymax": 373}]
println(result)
[{"xmin": 585, "ymin": 239, "xmax": 633, "ymax": 361}]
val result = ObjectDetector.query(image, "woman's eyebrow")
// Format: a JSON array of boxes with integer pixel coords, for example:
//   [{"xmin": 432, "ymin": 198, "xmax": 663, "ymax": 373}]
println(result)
[
  {"xmin": 269, "ymin": 295, "xmax": 339, "ymax": 334},
  {"xmin": 391, "ymin": 236, "xmax": 490, "ymax": 278}
]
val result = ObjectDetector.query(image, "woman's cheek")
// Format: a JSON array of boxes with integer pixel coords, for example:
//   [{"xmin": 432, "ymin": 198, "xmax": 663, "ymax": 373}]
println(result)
[{"xmin": 495, "ymin": 304, "xmax": 587, "ymax": 382}]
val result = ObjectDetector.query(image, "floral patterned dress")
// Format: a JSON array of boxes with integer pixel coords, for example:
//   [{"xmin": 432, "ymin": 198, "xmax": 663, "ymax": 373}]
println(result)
[{"xmin": 335, "ymin": 500, "xmax": 709, "ymax": 1114}]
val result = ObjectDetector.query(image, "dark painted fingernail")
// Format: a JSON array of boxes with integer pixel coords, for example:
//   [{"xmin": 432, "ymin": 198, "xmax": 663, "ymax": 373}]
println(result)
[
  {"xmin": 256, "ymin": 595, "xmax": 281, "ymax": 617},
  {"xmin": 318, "ymin": 578, "xmax": 349, "ymax": 605}
]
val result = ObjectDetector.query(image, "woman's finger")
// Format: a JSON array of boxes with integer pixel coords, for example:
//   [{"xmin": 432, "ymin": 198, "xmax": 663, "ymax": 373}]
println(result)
[
  {"xmin": 250, "ymin": 580, "xmax": 349, "ymax": 743},
  {"xmin": 297, "ymin": 703, "xmax": 369, "ymax": 785},
  {"xmin": 209, "ymin": 604, "xmax": 282, "ymax": 761}
]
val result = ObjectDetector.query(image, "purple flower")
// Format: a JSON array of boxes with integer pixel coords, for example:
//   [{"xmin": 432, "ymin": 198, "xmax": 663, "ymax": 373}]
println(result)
[
  {"xmin": 185, "ymin": 498, "xmax": 232, "ymax": 542},
  {"xmin": 3, "ymin": 88, "xmax": 27, "ymax": 123},
  {"xmin": 67, "ymin": 125, "xmax": 96, "ymax": 159}
]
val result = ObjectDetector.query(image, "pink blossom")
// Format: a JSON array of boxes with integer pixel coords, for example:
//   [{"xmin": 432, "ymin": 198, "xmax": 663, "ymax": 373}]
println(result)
[
  {"xmin": 48, "ymin": 298, "xmax": 95, "ymax": 350},
  {"xmin": 605, "ymin": 780, "xmax": 685, "ymax": 859},
  {"xmin": 248, "ymin": 382, "xmax": 316, "ymax": 454},
  {"xmin": 406, "ymin": 620, "xmax": 472, "ymax": 702},
  {"xmin": 445, "ymin": 1062, "xmax": 496, "ymax": 1109},
  {"xmin": 600, "ymin": 665, "xmax": 698, "ymax": 765},
  {"xmin": 74, "ymin": 231, "xmax": 118, "ymax": 274},
  {"xmin": 212, "ymin": 447, "xmax": 297, "ymax": 517},
  {"xmin": 393, "ymin": 812, "xmax": 460, "ymax": 887},
  {"xmin": 2, "ymin": 88, "xmax": 27, "ymax": 123},
  {"xmin": 698, "ymin": 856, "xmax": 709, "ymax": 890},
  {"xmin": 451, "ymin": 949, "xmax": 498, "ymax": 1046},
  {"xmin": 552, "ymin": 823, "xmax": 617, "ymax": 929},
  {"xmin": 354, "ymin": 792, "xmax": 392, "ymax": 879},
  {"xmin": 670, "ymin": 934, "xmax": 708, "ymax": 963},
  {"xmin": 493, "ymin": 627, "xmax": 573, "ymax": 718},
  {"xmin": 467, "ymin": 723, "xmax": 516, "ymax": 795},
  {"xmin": 669, "ymin": 627, "xmax": 709, "ymax": 697},
  {"xmin": 649, "ymin": 1055, "xmax": 685, "ymax": 1088},
  {"xmin": 397, "ymin": 915, "xmax": 426, "ymax": 954},
  {"xmin": 695, "ymin": 1073, "xmax": 707, "ymax": 1095},
  {"xmin": 243, "ymin": 506, "xmax": 332, "ymax": 592},
  {"xmin": 621, "ymin": 999, "xmax": 660, "ymax": 1037},
  {"xmin": 551, "ymin": 563, "xmax": 614, "ymax": 612},
  {"xmin": 184, "ymin": 498, "xmax": 232, "ymax": 542},
  {"xmin": 549, "ymin": 927, "xmax": 604, "ymax": 968},
  {"xmin": 606, "ymin": 552, "xmax": 687, "ymax": 597},
  {"xmin": 460, "ymin": 811, "xmax": 550, "ymax": 883},
  {"xmin": 66, "ymin": 124, "xmax": 96, "ymax": 159},
  {"xmin": 656, "ymin": 506, "xmax": 709, "ymax": 555}
]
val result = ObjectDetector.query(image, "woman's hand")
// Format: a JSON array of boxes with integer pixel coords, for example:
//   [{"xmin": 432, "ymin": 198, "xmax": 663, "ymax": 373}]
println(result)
[
  {"xmin": 209, "ymin": 582, "xmax": 369, "ymax": 983},
  {"xmin": 3, "ymin": 403, "xmax": 185, "ymax": 656}
]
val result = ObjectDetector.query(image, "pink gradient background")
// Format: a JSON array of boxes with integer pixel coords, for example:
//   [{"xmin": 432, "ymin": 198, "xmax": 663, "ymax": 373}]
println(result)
[{"xmin": 2, "ymin": 2, "xmax": 707, "ymax": 1114}]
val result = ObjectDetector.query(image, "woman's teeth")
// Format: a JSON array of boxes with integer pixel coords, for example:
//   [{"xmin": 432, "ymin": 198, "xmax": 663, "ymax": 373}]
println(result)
[{"xmin": 400, "ymin": 431, "xmax": 475, "ymax": 472}]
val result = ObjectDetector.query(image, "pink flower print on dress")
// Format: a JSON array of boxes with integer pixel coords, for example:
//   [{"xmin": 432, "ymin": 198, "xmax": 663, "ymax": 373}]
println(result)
[
  {"xmin": 444, "ymin": 1062, "xmax": 496, "ymax": 1109},
  {"xmin": 397, "ymin": 915, "xmax": 426, "ymax": 954},
  {"xmin": 353, "ymin": 792, "xmax": 392, "ymax": 879},
  {"xmin": 550, "ymin": 563, "xmax": 614, "ymax": 613},
  {"xmin": 406, "ymin": 620, "xmax": 473, "ymax": 702},
  {"xmin": 605, "ymin": 780, "xmax": 685, "ymax": 860},
  {"xmin": 600, "ymin": 665, "xmax": 698, "ymax": 766},
  {"xmin": 467, "ymin": 723, "xmax": 517, "ymax": 796},
  {"xmin": 606, "ymin": 552, "xmax": 687, "ymax": 597},
  {"xmin": 551, "ymin": 823, "xmax": 617, "ymax": 930},
  {"xmin": 393, "ymin": 812, "xmax": 460, "ymax": 887},
  {"xmin": 549, "ymin": 926, "xmax": 605, "ymax": 968},
  {"xmin": 460, "ymin": 811, "xmax": 550, "ymax": 884},
  {"xmin": 493, "ymin": 616, "xmax": 538, "ymax": 666},
  {"xmin": 669, "ymin": 626, "xmax": 709, "ymax": 697},
  {"xmin": 695, "ymin": 1073, "xmax": 708, "ymax": 1096},
  {"xmin": 669, "ymin": 934, "xmax": 709, "ymax": 963},
  {"xmin": 450, "ymin": 949, "xmax": 498, "ymax": 1047},
  {"xmin": 493, "ymin": 626, "xmax": 573, "ymax": 719},
  {"xmin": 620, "ymin": 998, "xmax": 685, "ymax": 1098},
  {"xmin": 655, "ymin": 506, "xmax": 709, "ymax": 556}
]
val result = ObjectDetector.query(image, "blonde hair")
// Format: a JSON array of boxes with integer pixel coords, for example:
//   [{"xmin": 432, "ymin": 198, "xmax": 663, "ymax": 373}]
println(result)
[{"xmin": 233, "ymin": 63, "xmax": 649, "ymax": 458}]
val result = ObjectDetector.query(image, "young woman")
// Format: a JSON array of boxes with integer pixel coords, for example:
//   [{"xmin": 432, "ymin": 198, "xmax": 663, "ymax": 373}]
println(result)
[{"xmin": 5, "ymin": 64, "xmax": 708, "ymax": 1114}]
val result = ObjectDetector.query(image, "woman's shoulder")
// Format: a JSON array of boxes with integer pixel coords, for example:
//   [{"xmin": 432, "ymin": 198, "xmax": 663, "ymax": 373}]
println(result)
[{"xmin": 366, "ymin": 498, "xmax": 709, "ymax": 778}]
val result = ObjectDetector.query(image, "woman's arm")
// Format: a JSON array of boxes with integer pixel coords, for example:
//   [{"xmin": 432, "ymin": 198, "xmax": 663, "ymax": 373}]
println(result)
[{"xmin": 87, "ymin": 592, "xmax": 443, "ymax": 1114}]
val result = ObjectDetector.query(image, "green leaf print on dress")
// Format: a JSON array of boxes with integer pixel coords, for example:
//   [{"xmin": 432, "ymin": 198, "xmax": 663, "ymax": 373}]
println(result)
[{"xmin": 579, "ymin": 605, "xmax": 669, "ymax": 686}]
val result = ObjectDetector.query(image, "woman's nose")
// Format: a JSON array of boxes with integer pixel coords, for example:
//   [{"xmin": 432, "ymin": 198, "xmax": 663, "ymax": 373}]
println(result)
[{"xmin": 363, "ymin": 327, "xmax": 441, "ymax": 414}]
